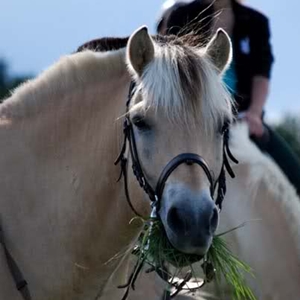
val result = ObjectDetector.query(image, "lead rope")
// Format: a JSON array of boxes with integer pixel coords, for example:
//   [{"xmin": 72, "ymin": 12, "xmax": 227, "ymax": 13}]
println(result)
[{"xmin": 0, "ymin": 225, "xmax": 32, "ymax": 300}]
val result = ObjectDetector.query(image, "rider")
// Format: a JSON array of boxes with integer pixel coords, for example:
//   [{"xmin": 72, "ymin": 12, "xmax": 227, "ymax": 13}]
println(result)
[{"xmin": 157, "ymin": 0, "xmax": 300, "ymax": 196}]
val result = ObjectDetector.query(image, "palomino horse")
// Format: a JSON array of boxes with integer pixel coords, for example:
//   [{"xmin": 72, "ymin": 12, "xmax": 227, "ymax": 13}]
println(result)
[{"xmin": 0, "ymin": 26, "xmax": 233, "ymax": 299}]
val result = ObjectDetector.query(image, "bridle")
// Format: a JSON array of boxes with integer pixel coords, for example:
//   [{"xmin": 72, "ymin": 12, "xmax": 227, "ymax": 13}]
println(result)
[
  {"xmin": 115, "ymin": 81, "xmax": 238, "ymax": 217},
  {"xmin": 115, "ymin": 81, "xmax": 238, "ymax": 299}
]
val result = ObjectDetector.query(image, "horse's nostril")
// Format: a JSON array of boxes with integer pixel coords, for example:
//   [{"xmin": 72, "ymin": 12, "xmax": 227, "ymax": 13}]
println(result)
[
  {"xmin": 167, "ymin": 206, "xmax": 185, "ymax": 234},
  {"xmin": 210, "ymin": 207, "xmax": 219, "ymax": 234}
]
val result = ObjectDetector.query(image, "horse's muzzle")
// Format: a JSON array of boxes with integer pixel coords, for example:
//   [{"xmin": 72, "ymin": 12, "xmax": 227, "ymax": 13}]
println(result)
[{"xmin": 160, "ymin": 185, "xmax": 219, "ymax": 256}]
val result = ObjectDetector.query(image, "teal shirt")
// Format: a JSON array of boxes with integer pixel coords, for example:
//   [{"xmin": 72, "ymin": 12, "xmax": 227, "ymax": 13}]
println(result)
[{"xmin": 223, "ymin": 62, "xmax": 237, "ymax": 95}]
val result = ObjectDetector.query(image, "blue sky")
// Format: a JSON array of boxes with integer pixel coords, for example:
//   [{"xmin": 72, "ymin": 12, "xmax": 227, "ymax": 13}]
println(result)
[{"xmin": 0, "ymin": 0, "xmax": 299, "ymax": 121}]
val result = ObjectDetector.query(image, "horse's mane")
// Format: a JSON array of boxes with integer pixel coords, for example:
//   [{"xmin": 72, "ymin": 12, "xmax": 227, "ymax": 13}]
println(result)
[
  {"xmin": 76, "ymin": 34, "xmax": 207, "ymax": 53},
  {"xmin": 77, "ymin": 37, "xmax": 129, "ymax": 52}
]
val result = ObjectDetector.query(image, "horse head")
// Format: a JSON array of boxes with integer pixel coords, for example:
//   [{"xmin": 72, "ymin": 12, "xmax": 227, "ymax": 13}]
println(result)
[{"xmin": 125, "ymin": 26, "xmax": 233, "ymax": 257}]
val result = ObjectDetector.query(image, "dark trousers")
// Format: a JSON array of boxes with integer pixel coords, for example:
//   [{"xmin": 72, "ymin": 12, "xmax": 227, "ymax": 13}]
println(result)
[{"xmin": 251, "ymin": 123, "xmax": 300, "ymax": 197}]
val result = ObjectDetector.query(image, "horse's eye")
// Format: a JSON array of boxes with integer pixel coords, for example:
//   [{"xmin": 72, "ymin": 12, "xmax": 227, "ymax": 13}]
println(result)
[
  {"xmin": 220, "ymin": 120, "xmax": 230, "ymax": 135},
  {"xmin": 132, "ymin": 116, "xmax": 150, "ymax": 131}
]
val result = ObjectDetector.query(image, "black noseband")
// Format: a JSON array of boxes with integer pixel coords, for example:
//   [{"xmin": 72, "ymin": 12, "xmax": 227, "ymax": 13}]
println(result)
[{"xmin": 155, "ymin": 153, "xmax": 214, "ymax": 204}]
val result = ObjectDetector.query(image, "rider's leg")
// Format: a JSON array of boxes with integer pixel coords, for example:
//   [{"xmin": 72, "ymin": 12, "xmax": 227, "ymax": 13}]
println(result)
[{"xmin": 251, "ymin": 123, "xmax": 300, "ymax": 197}]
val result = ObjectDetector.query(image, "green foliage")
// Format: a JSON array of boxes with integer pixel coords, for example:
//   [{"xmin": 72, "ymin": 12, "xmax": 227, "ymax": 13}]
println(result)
[
  {"xmin": 135, "ymin": 218, "xmax": 256, "ymax": 299},
  {"xmin": 0, "ymin": 58, "xmax": 32, "ymax": 102},
  {"xmin": 140, "ymin": 219, "xmax": 202, "ymax": 268},
  {"xmin": 273, "ymin": 114, "xmax": 300, "ymax": 159},
  {"xmin": 207, "ymin": 236, "xmax": 255, "ymax": 300}
]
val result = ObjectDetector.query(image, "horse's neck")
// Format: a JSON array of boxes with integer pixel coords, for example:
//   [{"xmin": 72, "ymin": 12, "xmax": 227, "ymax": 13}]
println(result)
[
  {"xmin": 1, "ymin": 50, "xmax": 126, "ymax": 119},
  {"xmin": 0, "ymin": 49, "xmax": 144, "ymax": 299}
]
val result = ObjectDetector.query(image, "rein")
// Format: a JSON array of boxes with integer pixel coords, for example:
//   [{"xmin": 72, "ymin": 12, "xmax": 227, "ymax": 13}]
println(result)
[
  {"xmin": 0, "ymin": 225, "xmax": 32, "ymax": 300},
  {"xmin": 115, "ymin": 82, "xmax": 238, "ymax": 299}
]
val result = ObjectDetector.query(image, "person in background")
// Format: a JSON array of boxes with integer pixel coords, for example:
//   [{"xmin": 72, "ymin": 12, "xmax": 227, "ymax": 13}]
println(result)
[{"xmin": 157, "ymin": 0, "xmax": 300, "ymax": 196}]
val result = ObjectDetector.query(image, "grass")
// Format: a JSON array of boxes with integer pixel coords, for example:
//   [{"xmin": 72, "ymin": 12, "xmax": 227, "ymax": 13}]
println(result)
[
  {"xmin": 133, "ymin": 218, "xmax": 256, "ymax": 300},
  {"xmin": 207, "ymin": 235, "xmax": 256, "ymax": 300}
]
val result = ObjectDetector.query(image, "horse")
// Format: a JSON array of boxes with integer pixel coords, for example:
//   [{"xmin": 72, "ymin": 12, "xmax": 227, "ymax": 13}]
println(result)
[{"xmin": 0, "ymin": 26, "xmax": 233, "ymax": 300}]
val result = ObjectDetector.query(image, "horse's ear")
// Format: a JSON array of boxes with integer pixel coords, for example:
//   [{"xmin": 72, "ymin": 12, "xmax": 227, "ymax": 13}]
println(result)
[
  {"xmin": 127, "ymin": 26, "xmax": 155, "ymax": 76},
  {"xmin": 205, "ymin": 29, "xmax": 232, "ymax": 74}
]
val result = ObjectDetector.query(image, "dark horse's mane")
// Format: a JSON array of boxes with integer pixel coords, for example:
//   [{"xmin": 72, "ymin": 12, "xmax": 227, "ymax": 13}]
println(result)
[
  {"xmin": 77, "ymin": 37, "xmax": 129, "ymax": 52},
  {"xmin": 77, "ymin": 34, "xmax": 206, "ymax": 53}
]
